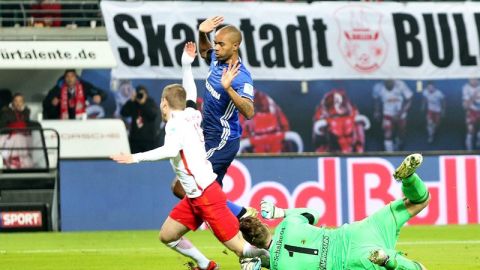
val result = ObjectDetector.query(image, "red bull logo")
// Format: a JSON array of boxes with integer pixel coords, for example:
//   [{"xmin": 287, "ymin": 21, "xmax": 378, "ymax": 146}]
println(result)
[{"xmin": 225, "ymin": 156, "xmax": 479, "ymax": 227}]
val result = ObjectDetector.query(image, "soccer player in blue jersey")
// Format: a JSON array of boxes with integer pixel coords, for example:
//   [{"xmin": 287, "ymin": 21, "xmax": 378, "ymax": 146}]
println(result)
[{"xmin": 171, "ymin": 16, "xmax": 256, "ymax": 220}]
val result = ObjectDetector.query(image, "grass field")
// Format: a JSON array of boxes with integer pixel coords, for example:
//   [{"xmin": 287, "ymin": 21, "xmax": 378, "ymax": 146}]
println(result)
[{"xmin": 1, "ymin": 225, "xmax": 479, "ymax": 270}]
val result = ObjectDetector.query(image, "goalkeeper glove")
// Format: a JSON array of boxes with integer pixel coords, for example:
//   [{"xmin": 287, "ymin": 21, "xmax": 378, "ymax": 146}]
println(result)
[{"xmin": 260, "ymin": 200, "xmax": 285, "ymax": 219}]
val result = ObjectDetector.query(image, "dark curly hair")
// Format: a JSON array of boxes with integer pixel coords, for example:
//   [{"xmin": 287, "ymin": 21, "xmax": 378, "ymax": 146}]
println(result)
[{"xmin": 239, "ymin": 216, "xmax": 270, "ymax": 248}]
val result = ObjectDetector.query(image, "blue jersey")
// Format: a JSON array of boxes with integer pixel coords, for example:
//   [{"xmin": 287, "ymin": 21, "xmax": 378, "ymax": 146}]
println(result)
[{"xmin": 202, "ymin": 50, "xmax": 254, "ymax": 147}]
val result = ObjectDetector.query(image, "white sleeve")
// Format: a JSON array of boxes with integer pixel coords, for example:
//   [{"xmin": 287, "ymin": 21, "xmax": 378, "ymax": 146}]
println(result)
[
  {"xmin": 182, "ymin": 51, "xmax": 197, "ymax": 102},
  {"xmin": 462, "ymin": 85, "xmax": 470, "ymax": 101},
  {"xmin": 372, "ymin": 83, "xmax": 381, "ymax": 99},
  {"xmin": 132, "ymin": 121, "xmax": 182, "ymax": 162}
]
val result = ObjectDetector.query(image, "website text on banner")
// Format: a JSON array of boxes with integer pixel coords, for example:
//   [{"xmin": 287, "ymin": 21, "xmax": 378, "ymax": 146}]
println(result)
[
  {"xmin": 0, "ymin": 41, "xmax": 117, "ymax": 69},
  {"xmin": 101, "ymin": 1, "xmax": 480, "ymax": 80}
]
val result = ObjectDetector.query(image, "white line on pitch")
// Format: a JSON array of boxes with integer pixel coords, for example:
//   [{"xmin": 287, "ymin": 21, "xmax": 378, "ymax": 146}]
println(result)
[
  {"xmin": 1, "ymin": 240, "xmax": 479, "ymax": 254},
  {"xmin": 397, "ymin": 240, "xmax": 480, "ymax": 245}
]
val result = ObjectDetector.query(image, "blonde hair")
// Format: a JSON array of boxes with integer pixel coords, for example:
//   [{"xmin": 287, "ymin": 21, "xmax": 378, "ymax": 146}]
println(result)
[{"xmin": 162, "ymin": 84, "xmax": 186, "ymax": 110}]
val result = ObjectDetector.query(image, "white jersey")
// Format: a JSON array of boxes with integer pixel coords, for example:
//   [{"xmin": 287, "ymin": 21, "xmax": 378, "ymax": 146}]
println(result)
[
  {"xmin": 373, "ymin": 80, "xmax": 413, "ymax": 117},
  {"xmin": 133, "ymin": 107, "xmax": 217, "ymax": 198},
  {"xmin": 462, "ymin": 83, "xmax": 480, "ymax": 111},
  {"xmin": 423, "ymin": 89, "xmax": 445, "ymax": 113}
]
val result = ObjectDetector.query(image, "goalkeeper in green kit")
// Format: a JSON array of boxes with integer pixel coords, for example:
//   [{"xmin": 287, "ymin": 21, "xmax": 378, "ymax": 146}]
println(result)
[{"xmin": 239, "ymin": 154, "xmax": 429, "ymax": 270}]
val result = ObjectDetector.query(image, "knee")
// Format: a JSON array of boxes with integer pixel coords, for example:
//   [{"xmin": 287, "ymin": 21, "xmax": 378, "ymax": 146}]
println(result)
[
  {"xmin": 159, "ymin": 230, "xmax": 177, "ymax": 245},
  {"xmin": 413, "ymin": 193, "xmax": 431, "ymax": 212},
  {"xmin": 419, "ymin": 193, "xmax": 431, "ymax": 208}
]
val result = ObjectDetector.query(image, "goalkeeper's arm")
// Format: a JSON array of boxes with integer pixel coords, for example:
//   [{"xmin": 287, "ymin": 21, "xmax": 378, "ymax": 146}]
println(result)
[{"xmin": 261, "ymin": 200, "xmax": 320, "ymax": 225}]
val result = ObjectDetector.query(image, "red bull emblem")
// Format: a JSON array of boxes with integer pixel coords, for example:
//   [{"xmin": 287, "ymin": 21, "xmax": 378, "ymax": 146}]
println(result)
[{"xmin": 335, "ymin": 6, "xmax": 388, "ymax": 73}]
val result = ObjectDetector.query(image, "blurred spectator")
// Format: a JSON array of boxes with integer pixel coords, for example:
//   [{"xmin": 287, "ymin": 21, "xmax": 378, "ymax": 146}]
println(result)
[
  {"xmin": 373, "ymin": 80, "xmax": 412, "ymax": 152},
  {"xmin": 422, "ymin": 81, "xmax": 445, "ymax": 144},
  {"xmin": 313, "ymin": 89, "xmax": 369, "ymax": 153},
  {"xmin": 30, "ymin": 0, "xmax": 61, "ymax": 27},
  {"xmin": 239, "ymin": 90, "xmax": 301, "ymax": 153},
  {"xmin": 120, "ymin": 85, "xmax": 161, "ymax": 153},
  {"xmin": 42, "ymin": 69, "xmax": 107, "ymax": 120},
  {"xmin": 462, "ymin": 78, "xmax": 480, "ymax": 150},
  {"xmin": 113, "ymin": 80, "xmax": 136, "ymax": 118},
  {"xmin": 0, "ymin": 93, "xmax": 34, "ymax": 169},
  {"xmin": 0, "ymin": 89, "xmax": 13, "ymax": 111},
  {"xmin": 0, "ymin": 93, "xmax": 31, "ymax": 129}
]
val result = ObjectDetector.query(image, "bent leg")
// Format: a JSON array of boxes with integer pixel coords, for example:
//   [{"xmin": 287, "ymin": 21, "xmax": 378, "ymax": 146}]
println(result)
[{"xmin": 161, "ymin": 198, "xmax": 211, "ymax": 269}]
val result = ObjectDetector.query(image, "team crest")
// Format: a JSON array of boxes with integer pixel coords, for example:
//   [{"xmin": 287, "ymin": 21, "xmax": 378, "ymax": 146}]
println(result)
[{"xmin": 335, "ymin": 6, "xmax": 388, "ymax": 73}]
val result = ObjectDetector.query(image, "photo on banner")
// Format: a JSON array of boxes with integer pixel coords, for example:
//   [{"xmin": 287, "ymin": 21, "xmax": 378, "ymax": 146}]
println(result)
[{"xmin": 98, "ymin": 1, "xmax": 480, "ymax": 153}]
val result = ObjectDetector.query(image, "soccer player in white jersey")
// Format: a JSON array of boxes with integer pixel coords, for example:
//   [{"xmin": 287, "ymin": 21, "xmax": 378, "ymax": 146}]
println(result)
[
  {"xmin": 373, "ymin": 80, "xmax": 413, "ymax": 151},
  {"xmin": 111, "ymin": 43, "xmax": 266, "ymax": 270},
  {"xmin": 422, "ymin": 81, "xmax": 445, "ymax": 143},
  {"xmin": 462, "ymin": 78, "xmax": 480, "ymax": 150}
]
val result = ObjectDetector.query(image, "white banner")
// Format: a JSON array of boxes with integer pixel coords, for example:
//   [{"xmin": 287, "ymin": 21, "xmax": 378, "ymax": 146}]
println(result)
[
  {"xmin": 0, "ymin": 41, "xmax": 117, "ymax": 69},
  {"xmin": 101, "ymin": 1, "xmax": 480, "ymax": 80},
  {"xmin": 40, "ymin": 119, "xmax": 130, "ymax": 158}
]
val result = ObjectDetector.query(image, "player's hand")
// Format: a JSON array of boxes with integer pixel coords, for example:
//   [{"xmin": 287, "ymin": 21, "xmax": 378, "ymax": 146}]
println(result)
[
  {"xmin": 182, "ymin": 42, "xmax": 196, "ymax": 66},
  {"xmin": 221, "ymin": 60, "xmax": 240, "ymax": 90},
  {"xmin": 260, "ymin": 200, "xmax": 276, "ymax": 219},
  {"xmin": 110, "ymin": 153, "xmax": 136, "ymax": 164},
  {"xmin": 199, "ymin": 16, "xmax": 224, "ymax": 33}
]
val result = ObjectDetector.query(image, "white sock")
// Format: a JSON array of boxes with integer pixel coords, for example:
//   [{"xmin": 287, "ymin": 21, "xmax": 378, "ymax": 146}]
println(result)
[
  {"xmin": 384, "ymin": 140, "xmax": 394, "ymax": 152},
  {"xmin": 167, "ymin": 237, "xmax": 210, "ymax": 269},
  {"xmin": 466, "ymin": 134, "xmax": 473, "ymax": 150},
  {"xmin": 242, "ymin": 242, "xmax": 270, "ymax": 258}
]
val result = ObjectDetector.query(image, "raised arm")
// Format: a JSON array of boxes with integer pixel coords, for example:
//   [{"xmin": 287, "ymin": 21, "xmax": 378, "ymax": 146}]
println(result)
[
  {"xmin": 198, "ymin": 16, "xmax": 224, "ymax": 59},
  {"xmin": 182, "ymin": 42, "xmax": 197, "ymax": 104}
]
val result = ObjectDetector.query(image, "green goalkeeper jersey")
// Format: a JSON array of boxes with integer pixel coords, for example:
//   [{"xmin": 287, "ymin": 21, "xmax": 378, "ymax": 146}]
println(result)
[
  {"xmin": 268, "ymin": 208, "xmax": 347, "ymax": 270},
  {"xmin": 267, "ymin": 201, "xmax": 419, "ymax": 270}
]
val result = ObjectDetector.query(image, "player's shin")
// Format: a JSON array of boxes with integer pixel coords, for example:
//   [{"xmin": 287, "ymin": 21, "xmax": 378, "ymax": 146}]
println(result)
[
  {"xmin": 401, "ymin": 173, "xmax": 429, "ymax": 204},
  {"xmin": 166, "ymin": 237, "xmax": 210, "ymax": 269}
]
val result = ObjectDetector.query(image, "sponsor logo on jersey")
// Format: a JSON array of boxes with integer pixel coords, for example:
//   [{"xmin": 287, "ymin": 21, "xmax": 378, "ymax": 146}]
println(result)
[{"xmin": 206, "ymin": 80, "xmax": 221, "ymax": 100}]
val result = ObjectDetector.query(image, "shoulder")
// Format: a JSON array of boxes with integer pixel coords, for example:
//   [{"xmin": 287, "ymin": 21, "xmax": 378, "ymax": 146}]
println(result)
[
  {"xmin": 238, "ymin": 63, "xmax": 253, "ymax": 82},
  {"xmin": 185, "ymin": 107, "xmax": 201, "ymax": 118},
  {"xmin": 165, "ymin": 119, "xmax": 181, "ymax": 134}
]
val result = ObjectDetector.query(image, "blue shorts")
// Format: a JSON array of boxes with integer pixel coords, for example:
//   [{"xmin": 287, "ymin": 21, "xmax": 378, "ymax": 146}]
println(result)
[{"xmin": 205, "ymin": 138, "xmax": 240, "ymax": 185}]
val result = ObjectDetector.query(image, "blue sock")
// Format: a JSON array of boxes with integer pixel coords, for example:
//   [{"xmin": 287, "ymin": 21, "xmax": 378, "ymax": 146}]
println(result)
[{"xmin": 227, "ymin": 200, "xmax": 245, "ymax": 218}]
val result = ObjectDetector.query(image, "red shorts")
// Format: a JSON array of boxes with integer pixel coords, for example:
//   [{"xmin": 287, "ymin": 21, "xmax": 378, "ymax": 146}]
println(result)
[
  {"xmin": 169, "ymin": 182, "xmax": 239, "ymax": 242},
  {"xmin": 382, "ymin": 115, "xmax": 406, "ymax": 131},
  {"xmin": 467, "ymin": 110, "xmax": 480, "ymax": 125},
  {"xmin": 427, "ymin": 111, "xmax": 441, "ymax": 124}
]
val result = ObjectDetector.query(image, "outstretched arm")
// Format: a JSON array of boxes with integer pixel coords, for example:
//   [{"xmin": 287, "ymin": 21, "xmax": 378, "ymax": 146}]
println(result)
[
  {"xmin": 260, "ymin": 200, "xmax": 320, "ymax": 225},
  {"xmin": 111, "ymin": 123, "xmax": 182, "ymax": 163}
]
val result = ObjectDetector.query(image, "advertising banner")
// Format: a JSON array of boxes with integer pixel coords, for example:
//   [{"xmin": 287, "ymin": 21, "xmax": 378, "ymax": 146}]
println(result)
[
  {"xmin": 101, "ymin": 1, "xmax": 480, "ymax": 80},
  {"xmin": 60, "ymin": 154, "xmax": 479, "ymax": 231},
  {"xmin": 40, "ymin": 119, "xmax": 130, "ymax": 158},
  {"xmin": 0, "ymin": 41, "xmax": 117, "ymax": 69}
]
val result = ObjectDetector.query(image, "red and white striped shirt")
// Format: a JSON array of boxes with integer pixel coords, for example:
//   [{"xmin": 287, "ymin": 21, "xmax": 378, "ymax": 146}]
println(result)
[{"xmin": 133, "ymin": 108, "xmax": 217, "ymax": 198}]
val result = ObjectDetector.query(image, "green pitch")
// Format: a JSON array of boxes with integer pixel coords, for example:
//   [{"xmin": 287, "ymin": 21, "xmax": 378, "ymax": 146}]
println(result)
[{"xmin": 1, "ymin": 225, "xmax": 479, "ymax": 270}]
